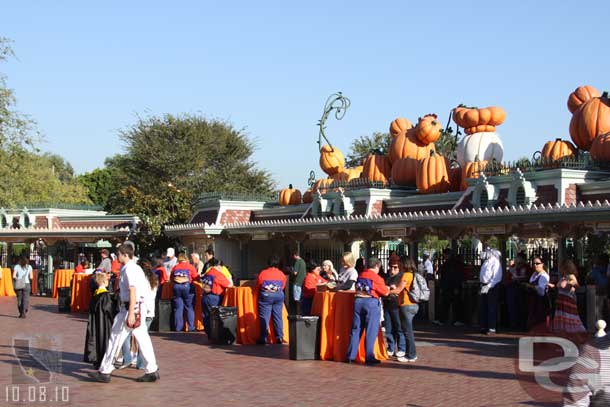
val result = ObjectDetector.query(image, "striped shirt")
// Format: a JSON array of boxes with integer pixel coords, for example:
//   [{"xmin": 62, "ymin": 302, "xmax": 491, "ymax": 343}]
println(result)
[{"xmin": 563, "ymin": 335, "xmax": 610, "ymax": 406}]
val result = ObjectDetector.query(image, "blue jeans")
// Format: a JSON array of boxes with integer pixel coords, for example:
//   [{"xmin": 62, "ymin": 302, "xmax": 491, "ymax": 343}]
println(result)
[
  {"xmin": 347, "ymin": 297, "xmax": 381, "ymax": 362},
  {"xmin": 384, "ymin": 305, "xmax": 405, "ymax": 354},
  {"xmin": 399, "ymin": 304, "xmax": 419, "ymax": 359},
  {"xmin": 258, "ymin": 291, "xmax": 285, "ymax": 343},
  {"xmin": 173, "ymin": 283, "xmax": 195, "ymax": 331},
  {"xmin": 122, "ymin": 317, "xmax": 153, "ymax": 368},
  {"xmin": 480, "ymin": 284, "xmax": 499, "ymax": 331},
  {"xmin": 202, "ymin": 293, "xmax": 222, "ymax": 335},
  {"xmin": 292, "ymin": 284, "xmax": 302, "ymax": 301}
]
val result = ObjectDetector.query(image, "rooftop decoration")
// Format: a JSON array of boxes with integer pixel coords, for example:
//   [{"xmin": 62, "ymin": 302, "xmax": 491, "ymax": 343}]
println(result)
[
  {"xmin": 569, "ymin": 87, "xmax": 610, "ymax": 151},
  {"xmin": 317, "ymin": 92, "xmax": 349, "ymax": 176}
]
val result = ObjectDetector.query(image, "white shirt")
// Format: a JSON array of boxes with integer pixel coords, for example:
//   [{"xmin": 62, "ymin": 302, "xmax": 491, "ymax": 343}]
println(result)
[
  {"xmin": 144, "ymin": 285, "xmax": 158, "ymax": 318},
  {"xmin": 118, "ymin": 259, "xmax": 148, "ymax": 303},
  {"xmin": 529, "ymin": 271, "xmax": 549, "ymax": 297},
  {"xmin": 13, "ymin": 264, "xmax": 32, "ymax": 284},
  {"xmin": 424, "ymin": 259, "xmax": 434, "ymax": 275},
  {"xmin": 480, "ymin": 256, "xmax": 502, "ymax": 288}
]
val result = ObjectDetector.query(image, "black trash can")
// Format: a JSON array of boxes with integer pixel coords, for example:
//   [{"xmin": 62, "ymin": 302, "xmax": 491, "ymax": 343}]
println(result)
[
  {"xmin": 288, "ymin": 315, "xmax": 319, "ymax": 360},
  {"xmin": 209, "ymin": 306, "xmax": 237, "ymax": 345},
  {"xmin": 151, "ymin": 299, "xmax": 173, "ymax": 332},
  {"xmin": 57, "ymin": 287, "xmax": 71, "ymax": 313}
]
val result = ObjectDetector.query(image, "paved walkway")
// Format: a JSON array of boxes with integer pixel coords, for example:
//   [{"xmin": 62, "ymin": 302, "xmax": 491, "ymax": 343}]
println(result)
[{"xmin": 0, "ymin": 296, "xmax": 562, "ymax": 406}]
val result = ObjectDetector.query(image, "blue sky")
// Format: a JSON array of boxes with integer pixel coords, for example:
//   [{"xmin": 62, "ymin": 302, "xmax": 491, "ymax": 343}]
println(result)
[{"xmin": 2, "ymin": 1, "xmax": 609, "ymax": 191}]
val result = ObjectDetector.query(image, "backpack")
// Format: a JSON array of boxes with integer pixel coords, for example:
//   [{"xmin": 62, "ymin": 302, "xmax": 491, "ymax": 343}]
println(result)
[{"xmin": 408, "ymin": 272, "xmax": 430, "ymax": 303}]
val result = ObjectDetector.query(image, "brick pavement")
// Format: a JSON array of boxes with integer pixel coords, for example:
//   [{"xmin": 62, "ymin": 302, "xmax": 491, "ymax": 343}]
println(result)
[{"xmin": 0, "ymin": 296, "xmax": 563, "ymax": 407}]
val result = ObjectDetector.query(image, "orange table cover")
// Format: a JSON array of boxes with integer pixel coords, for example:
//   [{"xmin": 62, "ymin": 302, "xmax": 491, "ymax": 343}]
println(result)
[
  {"xmin": 222, "ymin": 286, "xmax": 289, "ymax": 344},
  {"xmin": 311, "ymin": 291, "xmax": 388, "ymax": 363},
  {"xmin": 31, "ymin": 269, "xmax": 38, "ymax": 295},
  {"xmin": 161, "ymin": 282, "xmax": 204, "ymax": 331},
  {"xmin": 52, "ymin": 269, "xmax": 74, "ymax": 298},
  {"xmin": 0, "ymin": 268, "xmax": 16, "ymax": 297},
  {"xmin": 71, "ymin": 273, "xmax": 92, "ymax": 313}
]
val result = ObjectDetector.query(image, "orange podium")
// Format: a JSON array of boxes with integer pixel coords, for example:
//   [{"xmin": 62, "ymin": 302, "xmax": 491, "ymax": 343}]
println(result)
[
  {"xmin": 0, "ymin": 268, "xmax": 16, "ymax": 297},
  {"xmin": 311, "ymin": 291, "xmax": 388, "ymax": 363},
  {"xmin": 161, "ymin": 281, "xmax": 204, "ymax": 331},
  {"xmin": 222, "ymin": 286, "xmax": 289, "ymax": 344},
  {"xmin": 70, "ymin": 273, "xmax": 92, "ymax": 312},
  {"xmin": 52, "ymin": 269, "xmax": 74, "ymax": 298}
]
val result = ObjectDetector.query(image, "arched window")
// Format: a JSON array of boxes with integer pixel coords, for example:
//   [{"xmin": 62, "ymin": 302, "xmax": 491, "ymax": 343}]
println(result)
[
  {"xmin": 480, "ymin": 189, "xmax": 489, "ymax": 208},
  {"xmin": 1, "ymin": 215, "xmax": 7, "ymax": 228},
  {"xmin": 516, "ymin": 186, "xmax": 526, "ymax": 206}
]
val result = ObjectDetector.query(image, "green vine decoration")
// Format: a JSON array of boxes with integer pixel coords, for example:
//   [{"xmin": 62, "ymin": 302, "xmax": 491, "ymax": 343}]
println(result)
[{"xmin": 317, "ymin": 92, "xmax": 351, "ymax": 151}]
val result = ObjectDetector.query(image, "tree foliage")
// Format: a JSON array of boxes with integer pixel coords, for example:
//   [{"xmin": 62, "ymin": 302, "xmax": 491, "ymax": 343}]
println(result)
[
  {"xmin": 77, "ymin": 166, "xmax": 122, "ymax": 209},
  {"xmin": 346, "ymin": 132, "xmax": 392, "ymax": 167},
  {"xmin": 104, "ymin": 113, "xmax": 276, "ymax": 251}
]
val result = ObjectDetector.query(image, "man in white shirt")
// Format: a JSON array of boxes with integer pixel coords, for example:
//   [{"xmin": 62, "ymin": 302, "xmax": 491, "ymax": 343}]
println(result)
[
  {"xmin": 422, "ymin": 254, "xmax": 434, "ymax": 280},
  {"xmin": 163, "ymin": 247, "xmax": 177, "ymax": 277},
  {"xmin": 88, "ymin": 243, "xmax": 160, "ymax": 383},
  {"xmin": 479, "ymin": 248, "xmax": 503, "ymax": 335}
]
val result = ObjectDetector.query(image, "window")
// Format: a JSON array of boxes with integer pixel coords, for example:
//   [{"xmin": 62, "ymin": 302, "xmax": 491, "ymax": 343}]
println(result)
[
  {"xmin": 516, "ymin": 186, "xmax": 525, "ymax": 206},
  {"xmin": 480, "ymin": 189, "xmax": 489, "ymax": 208}
]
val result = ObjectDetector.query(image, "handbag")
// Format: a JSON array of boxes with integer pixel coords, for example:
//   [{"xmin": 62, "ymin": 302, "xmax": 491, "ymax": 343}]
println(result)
[
  {"xmin": 126, "ymin": 303, "xmax": 141, "ymax": 329},
  {"xmin": 13, "ymin": 276, "xmax": 26, "ymax": 290}
]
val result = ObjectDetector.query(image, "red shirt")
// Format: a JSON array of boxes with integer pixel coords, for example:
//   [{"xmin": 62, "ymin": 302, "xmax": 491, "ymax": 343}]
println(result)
[
  {"xmin": 111, "ymin": 259, "xmax": 121, "ymax": 275},
  {"xmin": 256, "ymin": 267, "xmax": 287, "ymax": 293},
  {"xmin": 303, "ymin": 272, "xmax": 327, "ymax": 299},
  {"xmin": 170, "ymin": 261, "xmax": 199, "ymax": 283},
  {"xmin": 154, "ymin": 266, "xmax": 169, "ymax": 285},
  {"xmin": 75, "ymin": 264, "xmax": 85, "ymax": 274},
  {"xmin": 355, "ymin": 269, "xmax": 389, "ymax": 299},
  {"xmin": 201, "ymin": 267, "xmax": 231, "ymax": 295}
]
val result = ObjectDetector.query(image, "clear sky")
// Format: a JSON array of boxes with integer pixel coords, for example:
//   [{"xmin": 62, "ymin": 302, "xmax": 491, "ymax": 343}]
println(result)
[{"xmin": 2, "ymin": 1, "xmax": 609, "ymax": 191}]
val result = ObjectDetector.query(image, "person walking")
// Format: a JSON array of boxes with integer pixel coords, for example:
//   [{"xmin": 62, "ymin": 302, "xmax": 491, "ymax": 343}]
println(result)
[
  {"xmin": 12, "ymin": 255, "xmax": 33, "ymax": 318},
  {"xmin": 255, "ymin": 255, "xmax": 287, "ymax": 345},
  {"xmin": 88, "ymin": 243, "xmax": 160, "ymax": 383},
  {"xmin": 346, "ymin": 257, "xmax": 389, "ymax": 365}
]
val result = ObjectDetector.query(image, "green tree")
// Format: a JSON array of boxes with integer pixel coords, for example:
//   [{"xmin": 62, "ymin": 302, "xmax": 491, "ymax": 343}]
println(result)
[
  {"xmin": 43, "ymin": 152, "xmax": 75, "ymax": 182},
  {"xmin": 78, "ymin": 166, "xmax": 122, "ymax": 209},
  {"xmin": 346, "ymin": 131, "xmax": 392, "ymax": 167},
  {"xmin": 105, "ymin": 113, "xmax": 276, "ymax": 251}
]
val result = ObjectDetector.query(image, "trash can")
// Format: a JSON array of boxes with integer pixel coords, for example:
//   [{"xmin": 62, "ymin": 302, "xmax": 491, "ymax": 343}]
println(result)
[
  {"xmin": 151, "ymin": 299, "xmax": 173, "ymax": 332},
  {"xmin": 209, "ymin": 306, "xmax": 237, "ymax": 345},
  {"xmin": 288, "ymin": 315, "xmax": 319, "ymax": 360},
  {"xmin": 57, "ymin": 287, "xmax": 71, "ymax": 313}
]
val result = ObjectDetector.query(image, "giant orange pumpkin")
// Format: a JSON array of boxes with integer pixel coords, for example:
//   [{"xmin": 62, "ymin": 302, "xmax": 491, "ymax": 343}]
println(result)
[
  {"xmin": 302, "ymin": 188, "xmax": 314, "ymax": 204},
  {"xmin": 590, "ymin": 133, "xmax": 610, "ymax": 161},
  {"xmin": 569, "ymin": 92, "xmax": 610, "ymax": 151},
  {"xmin": 541, "ymin": 138, "xmax": 576, "ymax": 161},
  {"xmin": 415, "ymin": 114, "xmax": 442, "ymax": 144},
  {"xmin": 391, "ymin": 158, "xmax": 417, "ymax": 186},
  {"xmin": 453, "ymin": 106, "xmax": 505, "ymax": 128},
  {"xmin": 319, "ymin": 144, "xmax": 345, "ymax": 176},
  {"xmin": 279, "ymin": 184, "xmax": 301, "ymax": 205},
  {"xmin": 362, "ymin": 153, "xmax": 392, "ymax": 184},
  {"xmin": 416, "ymin": 151, "xmax": 451, "ymax": 194},
  {"xmin": 388, "ymin": 128, "xmax": 434, "ymax": 164},
  {"xmin": 389, "ymin": 117, "xmax": 414, "ymax": 137},
  {"xmin": 567, "ymin": 85, "xmax": 600, "ymax": 114},
  {"xmin": 460, "ymin": 159, "xmax": 488, "ymax": 191}
]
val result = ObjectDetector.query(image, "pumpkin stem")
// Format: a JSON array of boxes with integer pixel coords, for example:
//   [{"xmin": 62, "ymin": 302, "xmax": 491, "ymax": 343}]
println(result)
[
  {"xmin": 555, "ymin": 138, "xmax": 561, "ymax": 141},
  {"xmin": 289, "ymin": 184, "xmax": 293, "ymax": 189},
  {"xmin": 603, "ymin": 91, "xmax": 609, "ymax": 99}
]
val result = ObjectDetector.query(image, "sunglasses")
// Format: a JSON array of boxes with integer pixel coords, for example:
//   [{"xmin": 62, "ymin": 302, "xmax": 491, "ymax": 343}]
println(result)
[
  {"xmin": 390, "ymin": 265, "xmax": 400, "ymax": 269},
  {"xmin": 533, "ymin": 262, "xmax": 543, "ymax": 265}
]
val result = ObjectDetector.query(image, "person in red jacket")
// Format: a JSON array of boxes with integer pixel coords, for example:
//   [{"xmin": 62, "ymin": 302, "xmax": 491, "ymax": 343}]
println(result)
[
  {"xmin": 347, "ymin": 257, "xmax": 390, "ymax": 365},
  {"xmin": 170, "ymin": 253, "xmax": 199, "ymax": 332},
  {"xmin": 255, "ymin": 255, "xmax": 287, "ymax": 344},
  {"xmin": 200, "ymin": 258, "xmax": 231, "ymax": 336},
  {"xmin": 301, "ymin": 260, "xmax": 328, "ymax": 316}
]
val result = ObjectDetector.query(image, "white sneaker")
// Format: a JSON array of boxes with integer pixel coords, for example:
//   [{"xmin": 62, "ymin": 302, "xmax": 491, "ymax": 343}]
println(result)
[
  {"xmin": 453, "ymin": 321, "xmax": 464, "ymax": 327},
  {"xmin": 395, "ymin": 351, "xmax": 406, "ymax": 358},
  {"xmin": 116, "ymin": 361, "xmax": 135, "ymax": 370},
  {"xmin": 397, "ymin": 356, "xmax": 408, "ymax": 363},
  {"xmin": 407, "ymin": 356, "xmax": 418, "ymax": 362},
  {"xmin": 387, "ymin": 349, "xmax": 395, "ymax": 357}
]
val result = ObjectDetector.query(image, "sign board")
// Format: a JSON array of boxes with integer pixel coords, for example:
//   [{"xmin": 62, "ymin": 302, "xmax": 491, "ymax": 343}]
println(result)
[
  {"xmin": 251, "ymin": 232, "xmax": 269, "ymax": 241},
  {"xmin": 309, "ymin": 232, "xmax": 330, "ymax": 240},
  {"xmin": 522, "ymin": 223, "xmax": 542, "ymax": 230},
  {"xmin": 476, "ymin": 225, "xmax": 506, "ymax": 235},
  {"xmin": 381, "ymin": 228, "xmax": 407, "ymax": 238}
]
